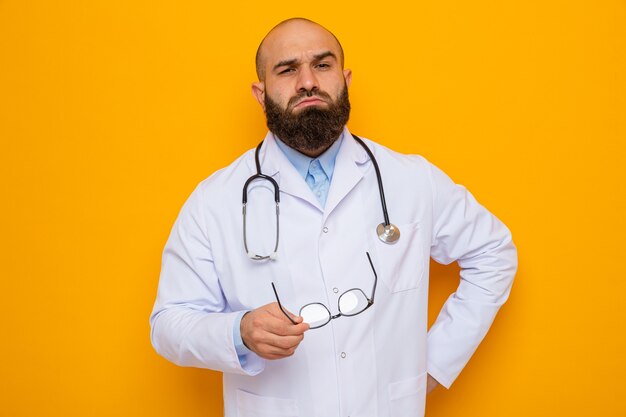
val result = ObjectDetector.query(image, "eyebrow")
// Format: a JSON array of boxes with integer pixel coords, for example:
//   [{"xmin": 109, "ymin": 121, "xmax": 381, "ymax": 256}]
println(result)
[
  {"xmin": 312, "ymin": 51, "xmax": 337, "ymax": 62},
  {"xmin": 272, "ymin": 50, "xmax": 338, "ymax": 72}
]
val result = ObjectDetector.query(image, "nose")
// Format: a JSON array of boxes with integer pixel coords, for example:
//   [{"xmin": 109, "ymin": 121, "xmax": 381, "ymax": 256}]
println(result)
[{"xmin": 296, "ymin": 66, "xmax": 319, "ymax": 95}]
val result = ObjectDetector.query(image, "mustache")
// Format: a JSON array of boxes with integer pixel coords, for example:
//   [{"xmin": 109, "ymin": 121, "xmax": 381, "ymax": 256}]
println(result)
[{"xmin": 287, "ymin": 90, "xmax": 333, "ymax": 110}]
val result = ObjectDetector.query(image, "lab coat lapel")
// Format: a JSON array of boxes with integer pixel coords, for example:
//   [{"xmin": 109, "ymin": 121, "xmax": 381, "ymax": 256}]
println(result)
[
  {"xmin": 323, "ymin": 131, "xmax": 369, "ymax": 223},
  {"xmin": 258, "ymin": 133, "xmax": 321, "ymax": 209}
]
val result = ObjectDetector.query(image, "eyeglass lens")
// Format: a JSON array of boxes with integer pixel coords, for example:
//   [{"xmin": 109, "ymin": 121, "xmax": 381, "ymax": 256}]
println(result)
[
  {"xmin": 339, "ymin": 289, "xmax": 369, "ymax": 316},
  {"xmin": 300, "ymin": 304, "xmax": 330, "ymax": 328}
]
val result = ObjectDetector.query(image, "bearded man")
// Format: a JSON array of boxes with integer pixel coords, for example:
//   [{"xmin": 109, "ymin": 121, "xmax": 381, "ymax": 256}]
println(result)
[{"xmin": 150, "ymin": 18, "xmax": 517, "ymax": 417}]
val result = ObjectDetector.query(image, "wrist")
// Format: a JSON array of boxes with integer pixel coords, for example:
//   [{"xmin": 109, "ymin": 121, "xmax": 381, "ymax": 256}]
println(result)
[{"xmin": 240, "ymin": 311, "xmax": 251, "ymax": 349}]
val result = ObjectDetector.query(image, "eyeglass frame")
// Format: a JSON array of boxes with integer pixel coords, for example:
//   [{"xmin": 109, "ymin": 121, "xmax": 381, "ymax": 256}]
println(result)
[{"xmin": 271, "ymin": 252, "xmax": 378, "ymax": 329}]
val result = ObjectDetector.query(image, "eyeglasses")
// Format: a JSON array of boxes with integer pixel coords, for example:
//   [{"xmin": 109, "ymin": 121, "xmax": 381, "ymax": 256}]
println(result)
[{"xmin": 271, "ymin": 252, "xmax": 378, "ymax": 329}]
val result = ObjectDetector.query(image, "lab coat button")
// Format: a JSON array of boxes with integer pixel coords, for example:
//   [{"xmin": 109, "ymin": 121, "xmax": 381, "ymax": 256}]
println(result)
[
  {"xmin": 323, "ymin": 227, "xmax": 329, "ymax": 233},
  {"xmin": 340, "ymin": 352, "xmax": 346, "ymax": 358},
  {"xmin": 333, "ymin": 287, "xmax": 339, "ymax": 293}
]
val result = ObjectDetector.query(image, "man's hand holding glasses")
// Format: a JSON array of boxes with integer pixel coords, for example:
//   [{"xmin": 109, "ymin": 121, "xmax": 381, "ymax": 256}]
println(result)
[{"xmin": 240, "ymin": 252, "xmax": 377, "ymax": 360}]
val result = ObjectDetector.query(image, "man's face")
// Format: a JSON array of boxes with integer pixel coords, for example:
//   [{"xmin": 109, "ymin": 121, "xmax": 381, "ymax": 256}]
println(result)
[
  {"xmin": 264, "ymin": 82, "xmax": 351, "ymax": 154},
  {"xmin": 252, "ymin": 20, "xmax": 352, "ymax": 155}
]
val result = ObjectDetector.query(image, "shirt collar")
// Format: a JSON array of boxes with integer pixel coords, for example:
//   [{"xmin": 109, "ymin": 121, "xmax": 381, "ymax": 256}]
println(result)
[{"xmin": 273, "ymin": 130, "xmax": 345, "ymax": 182}]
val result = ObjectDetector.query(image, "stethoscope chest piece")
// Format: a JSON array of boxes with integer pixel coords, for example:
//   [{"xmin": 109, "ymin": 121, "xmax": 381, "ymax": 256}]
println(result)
[{"xmin": 377, "ymin": 223, "xmax": 400, "ymax": 244}]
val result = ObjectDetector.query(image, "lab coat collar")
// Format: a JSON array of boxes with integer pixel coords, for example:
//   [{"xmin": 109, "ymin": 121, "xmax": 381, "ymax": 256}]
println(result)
[
  {"xmin": 323, "ymin": 128, "xmax": 369, "ymax": 221},
  {"xmin": 252, "ymin": 127, "xmax": 369, "ymax": 214}
]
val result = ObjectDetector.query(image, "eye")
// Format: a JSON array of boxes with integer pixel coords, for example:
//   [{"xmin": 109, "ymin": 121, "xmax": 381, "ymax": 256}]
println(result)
[
  {"xmin": 316, "ymin": 63, "xmax": 331, "ymax": 69},
  {"xmin": 279, "ymin": 67, "xmax": 296, "ymax": 75}
]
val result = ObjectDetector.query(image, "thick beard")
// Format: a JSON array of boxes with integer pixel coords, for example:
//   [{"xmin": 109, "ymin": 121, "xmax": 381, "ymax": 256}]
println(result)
[{"xmin": 264, "ymin": 86, "xmax": 351, "ymax": 154}]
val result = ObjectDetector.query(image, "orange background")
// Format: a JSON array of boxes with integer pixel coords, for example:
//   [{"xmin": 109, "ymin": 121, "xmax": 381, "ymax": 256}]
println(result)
[{"xmin": 1, "ymin": 1, "xmax": 625, "ymax": 416}]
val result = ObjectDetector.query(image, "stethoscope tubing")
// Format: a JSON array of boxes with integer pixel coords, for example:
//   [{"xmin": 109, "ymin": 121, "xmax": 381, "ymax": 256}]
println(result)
[
  {"xmin": 350, "ymin": 134, "xmax": 391, "ymax": 227},
  {"xmin": 242, "ymin": 134, "xmax": 397, "ymax": 260},
  {"xmin": 243, "ymin": 141, "xmax": 280, "ymax": 204}
]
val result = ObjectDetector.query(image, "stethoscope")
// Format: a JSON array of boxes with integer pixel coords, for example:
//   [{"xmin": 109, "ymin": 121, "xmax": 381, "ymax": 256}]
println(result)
[{"xmin": 242, "ymin": 134, "xmax": 400, "ymax": 261}]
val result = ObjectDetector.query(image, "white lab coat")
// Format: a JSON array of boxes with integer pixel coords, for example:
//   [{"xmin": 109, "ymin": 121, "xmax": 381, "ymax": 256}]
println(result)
[{"xmin": 150, "ymin": 128, "xmax": 517, "ymax": 417}]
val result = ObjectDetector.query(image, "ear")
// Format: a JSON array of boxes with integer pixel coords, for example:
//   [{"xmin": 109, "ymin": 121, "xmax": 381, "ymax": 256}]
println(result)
[
  {"xmin": 251, "ymin": 81, "xmax": 266, "ymax": 111},
  {"xmin": 343, "ymin": 68, "xmax": 352, "ymax": 88}
]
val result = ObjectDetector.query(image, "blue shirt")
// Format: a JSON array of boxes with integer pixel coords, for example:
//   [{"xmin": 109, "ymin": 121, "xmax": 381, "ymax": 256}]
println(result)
[
  {"xmin": 274, "ymin": 133, "xmax": 343, "ymax": 207},
  {"xmin": 233, "ymin": 132, "xmax": 345, "ymax": 361}
]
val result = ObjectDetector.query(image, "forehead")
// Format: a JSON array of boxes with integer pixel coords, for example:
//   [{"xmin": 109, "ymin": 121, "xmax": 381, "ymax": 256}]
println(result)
[{"xmin": 261, "ymin": 22, "xmax": 341, "ymax": 65}]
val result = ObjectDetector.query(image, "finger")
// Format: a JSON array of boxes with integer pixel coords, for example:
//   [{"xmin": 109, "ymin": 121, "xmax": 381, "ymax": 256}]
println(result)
[
  {"xmin": 266, "ymin": 303, "xmax": 301, "ymax": 323},
  {"xmin": 257, "ymin": 342, "xmax": 298, "ymax": 358},
  {"xmin": 260, "ymin": 350, "xmax": 295, "ymax": 360},
  {"xmin": 244, "ymin": 311, "xmax": 307, "ymax": 342},
  {"xmin": 267, "ymin": 333, "xmax": 305, "ymax": 350},
  {"xmin": 256, "ymin": 314, "xmax": 308, "ymax": 336},
  {"xmin": 253, "ymin": 327, "xmax": 305, "ymax": 349},
  {"xmin": 265, "ymin": 318, "xmax": 309, "ymax": 336}
]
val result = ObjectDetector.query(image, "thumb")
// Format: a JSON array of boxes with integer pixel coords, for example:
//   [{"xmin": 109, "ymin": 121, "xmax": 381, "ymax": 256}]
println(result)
[{"xmin": 268, "ymin": 302, "xmax": 301, "ymax": 323}]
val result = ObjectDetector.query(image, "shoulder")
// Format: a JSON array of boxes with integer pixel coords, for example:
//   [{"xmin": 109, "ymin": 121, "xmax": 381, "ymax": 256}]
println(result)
[
  {"xmin": 354, "ymin": 134, "xmax": 433, "ymax": 173},
  {"xmin": 184, "ymin": 147, "xmax": 257, "ymax": 212},
  {"xmin": 199, "ymin": 148, "xmax": 255, "ymax": 190}
]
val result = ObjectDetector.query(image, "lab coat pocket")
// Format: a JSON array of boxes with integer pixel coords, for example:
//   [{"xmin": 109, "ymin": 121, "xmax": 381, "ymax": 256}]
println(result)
[
  {"xmin": 236, "ymin": 389, "xmax": 300, "ymax": 417},
  {"xmin": 374, "ymin": 221, "xmax": 425, "ymax": 293},
  {"xmin": 388, "ymin": 372, "xmax": 427, "ymax": 417}
]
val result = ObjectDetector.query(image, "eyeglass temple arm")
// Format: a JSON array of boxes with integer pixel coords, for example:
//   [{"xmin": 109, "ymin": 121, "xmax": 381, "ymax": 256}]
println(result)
[
  {"xmin": 366, "ymin": 252, "xmax": 377, "ymax": 304},
  {"xmin": 271, "ymin": 282, "xmax": 298, "ymax": 325}
]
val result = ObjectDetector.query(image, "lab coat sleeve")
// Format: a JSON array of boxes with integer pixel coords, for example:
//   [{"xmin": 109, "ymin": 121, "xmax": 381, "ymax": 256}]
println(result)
[
  {"xmin": 149, "ymin": 185, "xmax": 265, "ymax": 376},
  {"xmin": 426, "ymin": 163, "xmax": 517, "ymax": 389}
]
